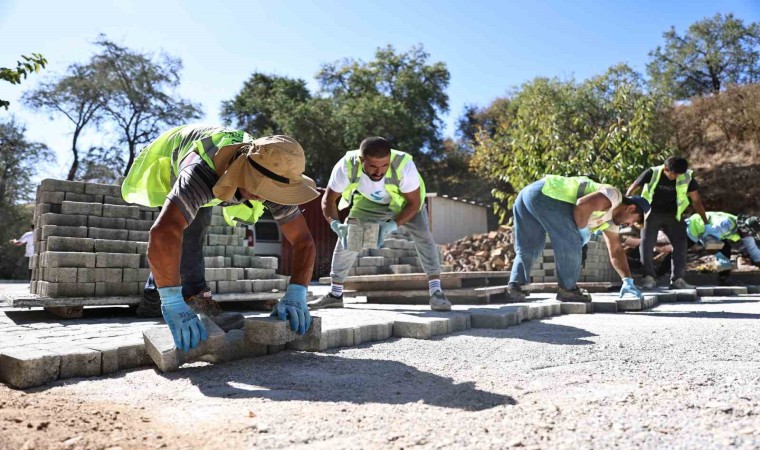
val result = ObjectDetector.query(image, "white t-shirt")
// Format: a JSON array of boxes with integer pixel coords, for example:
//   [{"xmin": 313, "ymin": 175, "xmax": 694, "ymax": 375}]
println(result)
[
  {"xmin": 327, "ymin": 154, "xmax": 421, "ymax": 204},
  {"xmin": 587, "ymin": 185, "xmax": 622, "ymax": 233},
  {"xmin": 17, "ymin": 231, "xmax": 34, "ymax": 257}
]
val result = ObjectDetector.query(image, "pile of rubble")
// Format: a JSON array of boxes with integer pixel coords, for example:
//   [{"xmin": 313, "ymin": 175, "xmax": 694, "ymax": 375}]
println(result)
[{"xmin": 441, "ymin": 226, "xmax": 515, "ymax": 272}]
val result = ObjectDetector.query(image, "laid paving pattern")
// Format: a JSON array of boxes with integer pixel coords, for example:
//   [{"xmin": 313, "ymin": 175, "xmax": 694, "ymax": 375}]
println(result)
[{"xmin": 2, "ymin": 283, "xmax": 756, "ymax": 389}]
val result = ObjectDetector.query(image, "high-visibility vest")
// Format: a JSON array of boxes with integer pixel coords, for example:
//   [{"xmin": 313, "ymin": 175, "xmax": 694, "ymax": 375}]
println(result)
[
  {"xmin": 541, "ymin": 175, "xmax": 613, "ymax": 232},
  {"xmin": 687, "ymin": 212, "xmax": 741, "ymax": 242},
  {"xmin": 121, "ymin": 125, "xmax": 265, "ymax": 226},
  {"xmin": 641, "ymin": 165, "xmax": 693, "ymax": 221},
  {"xmin": 337, "ymin": 149, "xmax": 426, "ymax": 213}
]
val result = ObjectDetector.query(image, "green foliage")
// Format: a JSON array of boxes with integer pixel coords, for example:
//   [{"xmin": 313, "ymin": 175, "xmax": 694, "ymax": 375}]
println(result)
[
  {"xmin": 0, "ymin": 53, "xmax": 47, "ymax": 110},
  {"xmin": 471, "ymin": 64, "xmax": 674, "ymax": 222},
  {"xmin": 78, "ymin": 146, "xmax": 126, "ymax": 184},
  {"xmin": 648, "ymin": 13, "xmax": 760, "ymax": 99}
]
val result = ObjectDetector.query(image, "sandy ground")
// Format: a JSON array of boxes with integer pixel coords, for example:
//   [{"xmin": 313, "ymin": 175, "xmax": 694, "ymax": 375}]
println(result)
[{"xmin": 1, "ymin": 291, "xmax": 760, "ymax": 449}]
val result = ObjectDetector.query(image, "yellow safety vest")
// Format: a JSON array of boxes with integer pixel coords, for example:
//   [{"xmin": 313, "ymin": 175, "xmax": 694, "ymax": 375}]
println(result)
[
  {"xmin": 687, "ymin": 212, "xmax": 741, "ymax": 242},
  {"xmin": 541, "ymin": 175, "xmax": 613, "ymax": 232},
  {"xmin": 641, "ymin": 165, "xmax": 693, "ymax": 221},
  {"xmin": 121, "ymin": 125, "xmax": 265, "ymax": 226},
  {"xmin": 338, "ymin": 149, "xmax": 426, "ymax": 213}
]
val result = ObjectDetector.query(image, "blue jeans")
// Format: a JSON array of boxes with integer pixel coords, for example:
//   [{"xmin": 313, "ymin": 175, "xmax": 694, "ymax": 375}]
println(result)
[
  {"xmin": 509, "ymin": 180, "xmax": 584, "ymax": 289},
  {"xmin": 144, "ymin": 206, "xmax": 212, "ymax": 298}
]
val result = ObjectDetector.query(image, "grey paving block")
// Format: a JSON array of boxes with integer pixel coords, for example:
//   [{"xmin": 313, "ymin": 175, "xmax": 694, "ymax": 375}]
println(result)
[
  {"xmin": 96, "ymin": 282, "xmax": 138, "ymax": 296},
  {"xmin": 202, "ymin": 246, "xmax": 226, "ymax": 257},
  {"xmin": 560, "ymin": 302, "xmax": 593, "ymax": 314},
  {"xmin": 232, "ymin": 255, "xmax": 252, "ymax": 267},
  {"xmin": 250, "ymin": 257, "xmax": 278, "ymax": 269},
  {"xmin": 642, "ymin": 295, "xmax": 659, "ymax": 309},
  {"xmin": 267, "ymin": 344, "xmax": 287, "ymax": 355},
  {"xmin": 103, "ymin": 195, "xmax": 128, "ymax": 205},
  {"xmin": 216, "ymin": 280, "xmax": 251, "ymax": 293},
  {"xmin": 469, "ymin": 308, "xmax": 518, "ymax": 328},
  {"xmin": 224, "ymin": 245, "xmax": 247, "ymax": 256},
  {"xmin": 359, "ymin": 256, "xmax": 386, "ymax": 267},
  {"xmin": 124, "ymin": 218, "xmax": 154, "ymax": 231},
  {"xmin": 40, "ymin": 178, "xmax": 86, "ymax": 194},
  {"xmin": 135, "ymin": 242, "xmax": 148, "ymax": 254},
  {"xmin": 94, "ymin": 239, "xmax": 137, "ymax": 253},
  {"xmin": 84, "ymin": 182, "xmax": 121, "ymax": 197},
  {"xmin": 353, "ymin": 322, "xmax": 394, "ymax": 345},
  {"xmin": 35, "ymin": 203, "xmax": 60, "ymax": 217},
  {"xmin": 204, "ymin": 256, "xmax": 226, "ymax": 268},
  {"xmin": 40, "ymin": 225, "xmax": 87, "ymax": 239},
  {"xmin": 47, "ymin": 236, "xmax": 95, "ymax": 252},
  {"xmin": 747, "ymin": 285, "xmax": 760, "ymax": 294},
  {"xmin": 0, "ymin": 348, "xmax": 61, "ymax": 389},
  {"xmin": 244, "ymin": 316, "xmax": 321, "ymax": 346},
  {"xmin": 128, "ymin": 230, "xmax": 150, "ymax": 242},
  {"xmin": 392, "ymin": 316, "xmax": 448, "ymax": 339},
  {"xmin": 123, "ymin": 268, "xmax": 151, "ymax": 282},
  {"xmin": 65, "ymin": 192, "xmax": 98, "ymax": 203},
  {"xmin": 252, "ymin": 279, "xmax": 284, "ymax": 292},
  {"xmin": 669, "ymin": 289, "xmax": 699, "ymax": 302},
  {"xmin": 117, "ymin": 342, "xmax": 153, "ymax": 370},
  {"xmin": 88, "ymin": 227, "xmax": 129, "ymax": 240},
  {"xmin": 88, "ymin": 216, "xmax": 126, "ymax": 229},
  {"xmin": 96, "ymin": 252, "xmax": 140, "ymax": 268},
  {"xmin": 83, "ymin": 343, "xmax": 119, "ymax": 375},
  {"xmin": 616, "ymin": 298, "xmax": 643, "ymax": 311},
  {"xmin": 38, "ymin": 281, "xmax": 95, "ymax": 297},
  {"xmin": 355, "ymin": 267, "xmax": 380, "ymax": 276},
  {"xmin": 41, "ymin": 346, "xmax": 101, "ymax": 379},
  {"xmin": 200, "ymin": 329, "xmax": 268, "ymax": 363},
  {"xmin": 61, "ymin": 201, "xmax": 102, "ymax": 216},
  {"xmin": 389, "ymin": 264, "xmax": 413, "ymax": 274},
  {"xmin": 41, "ymin": 268, "xmax": 78, "ymax": 283},
  {"xmin": 143, "ymin": 317, "xmax": 226, "ymax": 373},
  {"xmin": 590, "ymin": 300, "xmax": 618, "ymax": 313},
  {"xmin": 77, "ymin": 268, "xmax": 94, "ymax": 283},
  {"xmin": 38, "ymin": 213, "xmax": 88, "ymax": 227},
  {"xmin": 102, "ymin": 204, "xmax": 140, "ymax": 219},
  {"xmin": 709, "ymin": 286, "xmax": 748, "ymax": 296},
  {"xmin": 287, "ymin": 326, "xmax": 354, "ymax": 351}
]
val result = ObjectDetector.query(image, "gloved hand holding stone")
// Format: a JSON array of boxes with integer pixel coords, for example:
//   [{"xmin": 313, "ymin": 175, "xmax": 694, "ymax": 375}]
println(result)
[
  {"xmin": 330, "ymin": 219, "xmax": 349, "ymax": 249},
  {"xmin": 377, "ymin": 220, "xmax": 398, "ymax": 247},
  {"xmin": 619, "ymin": 277, "xmax": 643, "ymax": 299},
  {"xmin": 715, "ymin": 253, "xmax": 732, "ymax": 272},
  {"xmin": 578, "ymin": 227, "xmax": 592, "ymax": 246},
  {"xmin": 270, "ymin": 283, "xmax": 312, "ymax": 335},
  {"xmin": 703, "ymin": 224, "xmax": 720, "ymax": 239},
  {"xmin": 159, "ymin": 286, "xmax": 208, "ymax": 352}
]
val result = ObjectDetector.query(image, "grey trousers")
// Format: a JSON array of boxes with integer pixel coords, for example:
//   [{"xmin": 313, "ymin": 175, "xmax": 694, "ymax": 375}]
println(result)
[
  {"xmin": 330, "ymin": 197, "xmax": 441, "ymax": 283},
  {"xmin": 640, "ymin": 211, "xmax": 687, "ymax": 280}
]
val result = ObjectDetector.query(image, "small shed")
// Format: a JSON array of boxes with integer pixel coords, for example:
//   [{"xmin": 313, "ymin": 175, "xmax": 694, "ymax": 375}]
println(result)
[{"xmin": 426, "ymin": 193, "xmax": 488, "ymax": 244}]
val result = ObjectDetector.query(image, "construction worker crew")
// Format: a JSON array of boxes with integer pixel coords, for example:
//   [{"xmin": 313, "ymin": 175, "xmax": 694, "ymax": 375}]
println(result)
[
  {"xmin": 311, "ymin": 136, "xmax": 452, "ymax": 311},
  {"xmin": 505, "ymin": 175, "xmax": 651, "ymax": 303},
  {"xmin": 685, "ymin": 211, "xmax": 760, "ymax": 285},
  {"xmin": 122, "ymin": 124, "xmax": 319, "ymax": 352},
  {"xmin": 627, "ymin": 156, "xmax": 709, "ymax": 290}
]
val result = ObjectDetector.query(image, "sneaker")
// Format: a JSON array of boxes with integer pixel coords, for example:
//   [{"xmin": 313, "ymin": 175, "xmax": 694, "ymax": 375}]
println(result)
[
  {"xmin": 185, "ymin": 288, "xmax": 244, "ymax": 332},
  {"xmin": 505, "ymin": 282, "xmax": 527, "ymax": 302},
  {"xmin": 639, "ymin": 275, "xmax": 657, "ymax": 289},
  {"xmin": 136, "ymin": 291, "xmax": 162, "ymax": 318},
  {"xmin": 429, "ymin": 290, "xmax": 452, "ymax": 311},
  {"xmin": 557, "ymin": 287, "xmax": 592, "ymax": 303},
  {"xmin": 669, "ymin": 278, "xmax": 695, "ymax": 289},
  {"xmin": 308, "ymin": 293, "xmax": 344, "ymax": 310}
]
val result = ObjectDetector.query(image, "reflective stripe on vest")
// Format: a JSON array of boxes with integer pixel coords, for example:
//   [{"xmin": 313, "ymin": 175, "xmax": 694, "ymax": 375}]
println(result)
[
  {"xmin": 641, "ymin": 165, "xmax": 693, "ymax": 221},
  {"xmin": 338, "ymin": 149, "xmax": 426, "ymax": 213},
  {"xmin": 708, "ymin": 211, "xmax": 741, "ymax": 242}
]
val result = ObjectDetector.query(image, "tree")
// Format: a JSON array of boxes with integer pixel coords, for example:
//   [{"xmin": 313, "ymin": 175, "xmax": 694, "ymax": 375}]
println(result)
[
  {"xmin": 22, "ymin": 63, "xmax": 104, "ymax": 180},
  {"xmin": 91, "ymin": 36, "xmax": 202, "ymax": 175},
  {"xmin": 648, "ymin": 13, "xmax": 760, "ymax": 99},
  {"xmin": 78, "ymin": 146, "xmax": 126, "ymax": 184},
  {"xmin": 1, "ymin": 53, "xmax": 47, "ymax": 109}
]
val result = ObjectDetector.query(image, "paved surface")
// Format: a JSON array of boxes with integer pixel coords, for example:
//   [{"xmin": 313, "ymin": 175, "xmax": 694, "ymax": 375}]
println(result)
[{"xmin": 1, "ymin": 283, "xmax": 759, "ymax": 449}]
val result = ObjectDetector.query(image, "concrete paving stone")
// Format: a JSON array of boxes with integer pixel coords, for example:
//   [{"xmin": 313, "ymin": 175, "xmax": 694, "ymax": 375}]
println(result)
[
  {"xmin": 409, "ymin": 311, "xmax": 471, "ymax": 333},
  {"xmin": 591, "ymin": 299, "xmax": 618, "ymax": 313},
  {"xmin": 37, "ymin": 240, "xmax": 48, "ymax": 253},
  {"xmin": 250, "ymin": 257, "xmax": 278, "ymax": 270},
  {"xmin": 36, "ymin": 345, "xmax": 102, "ymax": 379},
  {"xmin": 199, "ymin": 329, "xmax": 267, "ymax": 363},
  {"xmin": 76, "ymin": 268, "xmax": 94, "ymax": 283},
  {"xmin": 643, "ymin": 295, "xmax": 659, "ymax": 309},
  {"xmin": 127, "ymin": 230, "xmax": 149, "ymax": 242},
  {"xmin": 96, "ymin": 252, "xmax": 140, "ymax": 268},
  {"xmin": 135, "ymin": 242, "xmax": 148, "ymax": 254},
  {"xmin": 205, "ymin": 269, "xmax": 227, "ymax": 282},
  {"xmin": 616, "ymin": 298, "xmax": 643, "ymax": 311},
  {"xmin": 103, "ymin": 195, "xmax": 128, "ymax": 205},
  {"xmin": 204, "ymin": 256, "xmax": 226, "ymax": 268},
  {"xmin": 124, "ymin": 218, "xmax": 154, "ymax": 231},
  {"xmin": 202, "ymin": 246, "xmax": 226, "ymax": 257},
  {"xmin": 389, "ymin": 264, "xmax": 413, "ymax": 274},
  {"xmin": 47, "ymin": 236, "xmax": 95, "ymax": 252},
  {"xmin": 40, "ymin": 178, "xmax": 86, "ymax": 194},
  {"xmin": 87, "ymin": 216, "xmax": 126, "ymax": 229},
  {"xmin": 117, "ymin": 342, "xmax": 153, "ymax": 370},
  {"xmin": 64, "ymin": 192, "xmax": 98, "ymax": 203},
  {"xmin": 244, "ymin": 268, "xmax": 276, "ymax": 279},
  {"xmin": 82, "ymin": 342, "xmax": 120, "ymax": 375},
  {"xmin": 216, "ymin": 280, "xmax": 251, "ymax": 294},
  {"xmin": 84, "ymin": 182, "xmax": 122, "ymax": 197},
  {"xmin": 143, "ymin": 316, "xmax": 226, "ymax": 373},
  {"xmin": 252, "ymin": 279, "xmax": 284, "ymax": 292},
  {"xmin": 467, "ymin": 308, "xmax": 519, "ymax": 328},
  {"xmin": 38, "ymin": 213, "xmax": 87, "ymax": 228},
  {"xmin": 708, "ymin": 286, "xmax": 748, "ymax": 296},
  {"xmin": 352, "ymin": 322, "xmax": 394, "ymax": 345},
  {"xmin": 88, "ymin": 227, "xmax": 129, "ymax": 241},
  {"xmin": 122, "ymin": 268, "xmax": 151, "ymax": 283},
  {"xmin": 288, "ymin": 326, "xmax": 355, "ymax": 352},
  {"xmin": 41, "ymin": 225, "xmax": 89, "ymax": 239},
  {"xmin": 651, "ymin": 291, "xmax": 678, "ymax": 303},
  {"xmin": 747, "ymin": 285, "xmax": 760, "ymax": 294},
  {"xmin": 93, "ymin": 239, "xmax": 138, "ymax": 254},
  {"xmin": 61, "ymin": 201, "xmax": 103, "ymax": 216},
  {"xmin": 96, "ymin": 282, "xmax": 138, "ymax": 296},
  {"xmin": 41, "ymin": 268, "xmax": 78, "ymax": 283},
  {"xmin": 560, "ymin": 302, "xmax": 593, "ymax": 314},
  {"xmin": 266, "ymin": 344, "xmax": 287, "ymax": 355},
  {"xmin": 207, "ymin": 235, "xmax": 231, "ymax": 246},
  {"xmin": 355, "ymin": 267, "xmax": 381, "ymax": 276},
  {"xmin": 244, "ymin": 316, "xmax": 321, "ymax": 346},
  {"xmin": 0, "ymin": 348, "xmax": 61, "ymax": 389},
  {"xmin": 392, "ymin": 316, "xmax": 448, "ymax": 339},
  {"xmin": 35, "ymin": 203, "xmax": 60, "ymax": 216},
  {"xmin": 695, "ymin": 287, "xmax": 714, "ymax": 297},
  {"xmin": 526, "ymin": 304, "xmax": 544, "ymax": 320},
  {"xmin": 668, "ymin": 289, "xmax": 699, "ymax": 302},
  {"xmin": 38, "ymin": 281, "xmax": 95, "ymax": 297},
  {"xmin": 224, "ymin": 245, "xmax": 247, "ymax": 257},
  {"xmin": 232, "ymin": 255, "xmax": 252, "ymax": 267}
]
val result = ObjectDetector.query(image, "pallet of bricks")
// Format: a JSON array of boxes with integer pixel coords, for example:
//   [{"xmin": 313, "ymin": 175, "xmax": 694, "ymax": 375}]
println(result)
[
  {"xmin": 347, "ymin": 228, "xmax": 452, "ymax": 277},
  {"xmin": 27, "ymin": 179, "xmax": 287, "ymax": 313},
  {"xmin": 529, "ymin": 235, "xmax": 617, "ymax": 283}
]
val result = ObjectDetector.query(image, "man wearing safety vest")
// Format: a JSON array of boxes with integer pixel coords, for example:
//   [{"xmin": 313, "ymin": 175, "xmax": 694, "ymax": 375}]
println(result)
[
  {"xmin": 122, "ymin": 124, "xmax": 320, "ymax": 352},
  {"xmin": 310, "ymin": 136, "xmax": 452, "ymax": 311},
  {"xmin": 627, "ymin": 156, "xmax": 710, "ymax": 290},
  {"xmin": 505, "ymin": 175, "xmax": 651, "ymax": 303},
  {"xmin": 685, "ymin": 211, "xmax": 760, "ymax": 284}
]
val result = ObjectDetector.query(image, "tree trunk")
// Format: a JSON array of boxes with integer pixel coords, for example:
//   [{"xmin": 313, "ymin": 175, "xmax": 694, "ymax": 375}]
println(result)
[
  {"xmin": 67, "ymin": 128, "xmax": 81, "ymax": 181},
  {"xmin": 123, "ymin": 141, "xmax": 136, "ymax": 177}
]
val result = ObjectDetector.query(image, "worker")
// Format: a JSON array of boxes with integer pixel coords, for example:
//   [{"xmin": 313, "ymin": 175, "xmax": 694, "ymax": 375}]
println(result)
[
  {"xmin": 506, "ymin": 175, "xmax": 651, "ymax": 302},
  {"xmin": 122, "ymin": 125, "xmax": 319, "ymax": 351},
  {"xmin": 10, "ymin": 224, "xmax": 34, "ymax": 279},
  {"xmin": 685, "ymin": 212, "xmax": 760, "ymax": 285},
  {"xmin": 310, "ymin": 136, "xmax": 452, "ymax": 311}
]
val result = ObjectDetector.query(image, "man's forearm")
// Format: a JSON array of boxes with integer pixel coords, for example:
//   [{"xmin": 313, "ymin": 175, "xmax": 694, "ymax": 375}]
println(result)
[
  {"xmin": 608, "ymin": 247, "xmax": 632, "ymax": 279},
  {"xmin": 626, "ymin": 183, "xmax": 640, "ymax": 196},
  {"xmin": 393, "ymin": 203, "xmax": 419, "ymax": 227},
  {"xmin": 289, "ymin": 238, "xmax": 315, "ymax": 286},
  {"xmin": 147, "ymin": 228, "xmax": 183, "ymax": 288}
]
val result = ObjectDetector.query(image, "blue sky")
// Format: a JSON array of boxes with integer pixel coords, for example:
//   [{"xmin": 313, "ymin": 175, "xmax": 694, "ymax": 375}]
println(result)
[{"xmin": 1, "ymin": 0, "xmax": 758, "ymax": 179}]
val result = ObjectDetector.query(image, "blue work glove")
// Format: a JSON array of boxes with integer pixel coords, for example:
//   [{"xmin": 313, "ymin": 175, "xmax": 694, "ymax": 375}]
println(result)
[
  {"xmin": 159, "ymin": 286, "xmax": 208, "ymax": 352},
  {"xmin": 715, "ymin": 253, "xmax": 732, "ymax": 272},
  {"xmin": 578, "ymin": 227, "xmax": 592, "ymax": 246},
  {"xmin": 330, "ymin": 219, "xmax": 349, "ymax": 249},
  {"xmin": 619, "ymin": 277, "xmax": 643, "ymax": 299},
  {"xmin": 703, "ymin": 224, "xmax": 720, "ymax": 239},
  {"xmin": 270, "ymin": 283, "xmax": 312, "ymax": 335},
  {"xmin": 377, "ymin": 220, "xmax": 398, "ymax": 247}
]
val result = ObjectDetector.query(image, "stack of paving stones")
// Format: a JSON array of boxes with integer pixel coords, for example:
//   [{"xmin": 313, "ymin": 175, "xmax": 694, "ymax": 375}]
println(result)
[
  {"xmin": 4, "ymin": 286, "xmax": 757, "ymax": 388},
  {"xmin": 347, "ymin": 228, "xmax": 452, "ymax": 277},
  {"xmin": 529, "ymin": 235, "xmax": 617, "ymax": 283},
  {"xmin": 27, "ymin": 179, "xmax": 287, "ymax": 315}
]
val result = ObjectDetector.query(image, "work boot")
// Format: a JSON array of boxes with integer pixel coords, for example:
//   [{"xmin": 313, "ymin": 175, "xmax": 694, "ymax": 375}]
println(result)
[
  {"xmin": 669, "ymin": 278, "xmax": 695, "ymax": 289},
  {"xmin": 185, "ymin": 288, "xmax": 244, "ymax": 332},
  {"xmin": 639, "ymin": 275, "xmax": 657, "ymax": 289},
  {"xmin": 556, "ymin": 287, "xmax": 592, "ymax": 303},
  {"xmin": 429, "ymin": 290, "xmax": 452, "ymax": 311},
  {"xmin": 505, "ymin": 282, "xmax": 527, "ymax": 301},
  {"xmin": 308, "ymin": 293, "xmax": 344, "ymax": 310},
  {"xmin": 136, "ymin": 290, "xmax": 162, "ymax": 318}
]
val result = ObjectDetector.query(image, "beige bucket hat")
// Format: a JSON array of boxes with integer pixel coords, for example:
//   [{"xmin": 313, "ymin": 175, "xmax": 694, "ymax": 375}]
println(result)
[{"xmin": 212, "ymin": 135, "xmax": 319, "ymax": 205}]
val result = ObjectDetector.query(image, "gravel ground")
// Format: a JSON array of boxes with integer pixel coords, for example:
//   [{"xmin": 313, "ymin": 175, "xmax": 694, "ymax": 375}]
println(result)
[{"xmin": 2, "ymin": 294, "xmax": 759, "ymax": 449}]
